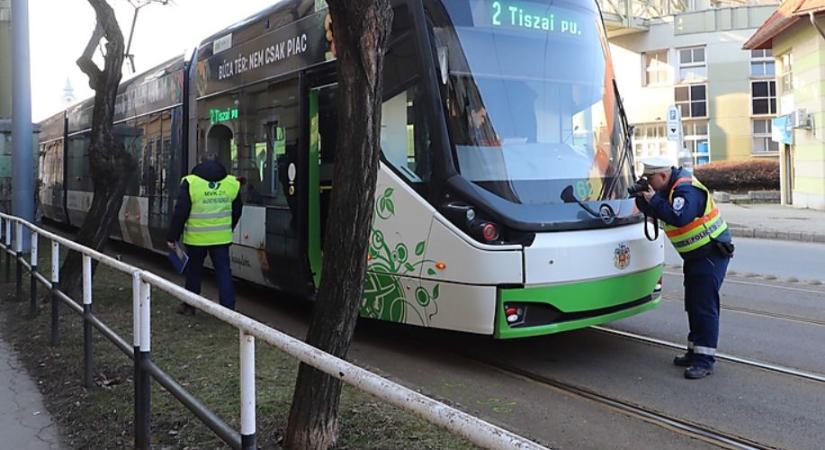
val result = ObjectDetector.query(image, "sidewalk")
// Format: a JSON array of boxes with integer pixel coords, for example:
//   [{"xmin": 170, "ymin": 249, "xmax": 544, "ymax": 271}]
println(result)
[
  {"xmin": 0, "ymin": 337, "xmax": 63, "ymax": 450},
  {"xmin": 717, "ymin": 203, "xmax": 825, "ymax": 243}
]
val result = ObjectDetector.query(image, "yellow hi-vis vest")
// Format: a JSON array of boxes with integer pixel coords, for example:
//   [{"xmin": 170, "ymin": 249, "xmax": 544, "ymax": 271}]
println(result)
[
  {"xmin": 182, "ymin": 175, "xmax": 240, "ymax": 246},
  {"xmin": 664, "ymin": 176, "xmax": 728, "ymax": 254}
]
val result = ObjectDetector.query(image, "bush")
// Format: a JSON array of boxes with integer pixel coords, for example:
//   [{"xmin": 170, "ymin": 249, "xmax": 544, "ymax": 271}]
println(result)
[{"xmin": 693, "ymin": 159, "xmax": 779, "ymax": 192}]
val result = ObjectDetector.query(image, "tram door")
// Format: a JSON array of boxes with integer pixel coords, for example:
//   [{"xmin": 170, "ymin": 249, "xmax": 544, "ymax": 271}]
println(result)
[{"xmin": 307, "ymin": 83, "xmax": 338, "ymax": 286}]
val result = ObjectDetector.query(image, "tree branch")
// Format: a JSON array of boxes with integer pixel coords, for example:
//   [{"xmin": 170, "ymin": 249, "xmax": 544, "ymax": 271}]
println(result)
[{"xmin": 76, "ymin": 22, "xmax": 104, "ymax": 89}]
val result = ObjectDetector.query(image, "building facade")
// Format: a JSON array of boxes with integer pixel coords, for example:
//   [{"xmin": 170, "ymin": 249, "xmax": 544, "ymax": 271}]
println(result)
[
  {"xmin": 745, "ymin": 0, "xmax": 825, "ymax": 210},
  {"xmin": 607, "ymin": 2, "xmax": 780, "ymax": 168}
]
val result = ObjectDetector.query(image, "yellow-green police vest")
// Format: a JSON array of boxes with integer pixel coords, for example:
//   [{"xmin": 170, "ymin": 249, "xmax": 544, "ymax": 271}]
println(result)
[
  {"xmin": 664, "ymin": 176, "xmax": 728, "ymax": 254},
  {"xmin": 182, "ymin": 175, "xmax": 240, "ymax": 246}
]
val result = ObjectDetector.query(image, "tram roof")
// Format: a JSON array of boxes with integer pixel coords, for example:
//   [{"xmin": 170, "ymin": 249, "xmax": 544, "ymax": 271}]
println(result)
[
  {"xmin": 38, "ymin": 111, "xmax": 66, "ymax": 142},
  {"xmin": 64, "ymin": 55, "xmax": 187, "ymax": 132},
  {"xmin": 196, "ymin": 0, "xmax": 316, "ymax": 61}
]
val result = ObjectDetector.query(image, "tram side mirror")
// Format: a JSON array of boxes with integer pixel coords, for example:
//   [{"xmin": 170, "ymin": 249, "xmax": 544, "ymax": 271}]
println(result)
[{"xmin": 560, "ymin": 185, "xmax": 576, "ymax": 203}]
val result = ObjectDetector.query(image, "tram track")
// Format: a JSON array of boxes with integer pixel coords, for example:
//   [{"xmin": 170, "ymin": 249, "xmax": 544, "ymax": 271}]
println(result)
[
  {"xmin": 467, "ymin": 355, "xmax": 773, "ymax": 450},
  {"xmin": 663, "ymin": 270, "xmax": 825, "ymax": 294},
  {"xmin": 591, "ymin": 326, "xmax": 825, "ymax": 385},
  {"xmin": 657, "ymin": 295, "xmax": 825, "ymax": 328}
]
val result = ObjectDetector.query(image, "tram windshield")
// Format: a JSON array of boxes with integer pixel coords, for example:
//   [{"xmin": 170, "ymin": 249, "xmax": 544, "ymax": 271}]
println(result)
[{"xmin": 431, "ymin": 0, "xmax": 636, "ymax": 228}]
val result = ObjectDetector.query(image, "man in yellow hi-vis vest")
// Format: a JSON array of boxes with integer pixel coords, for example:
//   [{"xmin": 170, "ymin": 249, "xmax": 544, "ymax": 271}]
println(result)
[
  {"xmin": 635, "ymin": 156, "xmax": 734, "ymax": 380},
  {"xmin": 166, "ymin": 154, "xmax": 242, "ymax": 314}
]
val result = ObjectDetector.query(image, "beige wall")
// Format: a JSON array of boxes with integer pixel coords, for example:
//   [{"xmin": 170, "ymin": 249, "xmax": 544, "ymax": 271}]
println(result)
[
  {"xmin": 774, "ymin": 19, "xmax": 825, "ymax": 210},
  {"xmin": 610, "ymin": 5, "xmax": 778, "ymax": 164}
]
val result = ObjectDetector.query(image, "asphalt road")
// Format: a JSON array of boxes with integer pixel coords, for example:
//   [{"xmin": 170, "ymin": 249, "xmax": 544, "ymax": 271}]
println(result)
[{"xmin": 665, "ymin": 237, "xmax": 825, "ymax": 282}]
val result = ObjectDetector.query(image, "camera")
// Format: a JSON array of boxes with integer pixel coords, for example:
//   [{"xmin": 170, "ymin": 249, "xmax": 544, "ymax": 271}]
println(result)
[{"xmin": 627, "ymin": 177, "xmax": 650, "ymax": 197}]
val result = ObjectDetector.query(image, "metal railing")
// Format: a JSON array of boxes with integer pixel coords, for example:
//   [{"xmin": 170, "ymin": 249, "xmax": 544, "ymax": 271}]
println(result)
[{"xmin": 0, "ymin": 212, "xmax": 548, "ymax": 450}]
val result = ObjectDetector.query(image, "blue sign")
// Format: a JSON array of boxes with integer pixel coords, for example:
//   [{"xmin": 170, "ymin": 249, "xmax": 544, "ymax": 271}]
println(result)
[{"xmin": 772, "ymin": 115, "xmax": 793, "ymax": 145}]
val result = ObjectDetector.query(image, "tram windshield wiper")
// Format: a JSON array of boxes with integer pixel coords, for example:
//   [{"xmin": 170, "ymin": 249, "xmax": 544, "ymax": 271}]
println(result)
[
  {"xmin": 560, "ymin": 185, "xmax": 599, "ymax": 218},
  {"xmin": 561, "ymin": 185, "xmax": 617, "ymax": 225}
]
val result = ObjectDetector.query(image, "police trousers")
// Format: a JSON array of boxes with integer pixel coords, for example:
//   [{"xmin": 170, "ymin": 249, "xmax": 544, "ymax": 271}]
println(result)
[
  {"xmin": 185, "ymin": 244, "xmax": 235, "ymax": 310},
  {"xmin": 682, "ymin": 248, "xmax": 730, "ymax": 369}
]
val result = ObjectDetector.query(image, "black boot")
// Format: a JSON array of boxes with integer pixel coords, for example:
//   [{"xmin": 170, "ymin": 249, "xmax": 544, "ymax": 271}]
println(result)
[
  {"xmin": 684, "ymin": 366, "xmax": 713, "ymax": 379},
  {"xmin": 673, "ymin": 352, "xmax": 693, "ymax": 367}
]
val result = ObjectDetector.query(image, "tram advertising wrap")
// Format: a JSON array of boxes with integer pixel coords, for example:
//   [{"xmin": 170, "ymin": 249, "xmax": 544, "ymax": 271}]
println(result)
[{"xmin": 38, "ymin": 0, "xmax": 664, "ymax": 339}]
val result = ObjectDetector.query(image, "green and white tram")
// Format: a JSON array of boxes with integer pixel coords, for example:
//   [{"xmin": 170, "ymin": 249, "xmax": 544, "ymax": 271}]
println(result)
[{"xmin": 39, "ymin": 0, "xmax": 664, "ymax": 339}]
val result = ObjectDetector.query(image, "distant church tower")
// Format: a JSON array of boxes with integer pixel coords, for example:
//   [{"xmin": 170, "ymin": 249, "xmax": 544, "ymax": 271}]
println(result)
[{"xmin": 62, "ymin": 77, "xmax": 75, "ymax": 106}]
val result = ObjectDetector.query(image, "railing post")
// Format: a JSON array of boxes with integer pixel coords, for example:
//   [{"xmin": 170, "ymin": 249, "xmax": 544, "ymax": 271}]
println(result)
[
  {"xmin": 82, "ymin": 255, "xmax": 94, "ymax": 388},
  {"xmin": 135, "ymin": 277, "xmax": 151, "ymax": 450},
  {"xmin": 4, "ymin": 219, "xmax": 10, "ymax": 283},
  {"xmin": 50, "ymin": 241, "xmax": 60, "ymax": 347},
  {"xmin": 29, "ymin": 231, "xmax": 38, "ymax": 316},
  {"xmin": 240, "ymin": 331, "xmax": 256, "ymax": 450},
  {"xmin": 15, "ymin": 222, "xmax": 23, "ymax": 300}
]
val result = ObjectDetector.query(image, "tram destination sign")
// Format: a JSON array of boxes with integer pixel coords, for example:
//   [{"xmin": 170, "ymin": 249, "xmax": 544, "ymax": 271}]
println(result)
[
  {"xmin": 197, "ymin": 12, "xmax": 328, "ymax": 97},
  {"xmin": 472, "ymin": 0, "xmax": 587, "ymax": 37}
]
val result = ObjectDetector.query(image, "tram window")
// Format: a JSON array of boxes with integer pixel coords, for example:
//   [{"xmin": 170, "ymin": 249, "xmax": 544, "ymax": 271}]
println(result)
[
  {"xmin": 238, "ymin": 78, "xmax": 300, "ymax": 207},
  {"xmin": 381, "ymin": 5, "xmax": 431, "ymax": 184},
  {"xmin": 67, "ymin": 134, "xmax": 92, "ymax": 192},
  {"xmin": 381, "ymin": 85, "xmax": 431, "ymax": 183}
]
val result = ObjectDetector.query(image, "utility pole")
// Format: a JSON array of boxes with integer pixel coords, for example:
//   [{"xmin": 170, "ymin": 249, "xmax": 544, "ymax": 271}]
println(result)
[
  {"xmin": 1, "ymin": 0, "xmax": 13, "ymax": 214},
  {"xmin": 124, "ymin": 0, "xmax": 170, "ymax": 73},
  {"xmin": 11, "ymin": 0, "xmax": 33, "ymax": 251}
]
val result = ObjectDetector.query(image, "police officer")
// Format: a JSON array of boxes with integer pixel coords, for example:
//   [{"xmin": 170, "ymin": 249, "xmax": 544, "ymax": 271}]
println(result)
[
  {"xmin": 166, "ymin": 153, "xmax": 242, "ymax": 313},
  {"xmin": 635, "ymin": 156, "xmax": 734, "ymax": 379}
]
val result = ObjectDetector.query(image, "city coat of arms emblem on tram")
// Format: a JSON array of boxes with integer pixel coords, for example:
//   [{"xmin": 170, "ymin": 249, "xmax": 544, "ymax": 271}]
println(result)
[{"xmin": 614, "ymin": 243, "xmax": 631, "ymax": 270}]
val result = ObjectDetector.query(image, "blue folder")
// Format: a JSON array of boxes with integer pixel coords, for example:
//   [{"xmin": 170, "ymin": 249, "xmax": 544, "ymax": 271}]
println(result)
[{"xmin": 167, "ymin": 244, "xmax": 189, "ymax": 274}]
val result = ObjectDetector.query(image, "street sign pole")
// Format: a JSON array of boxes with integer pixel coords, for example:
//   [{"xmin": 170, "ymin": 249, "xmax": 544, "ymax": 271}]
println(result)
[
  {"xmin": 11, "ymin": 0, "xmax": 33, "ymax": 252},
  {"xmin": 666, "ymin": 105, "xmax": 691, "ymax": 170}
]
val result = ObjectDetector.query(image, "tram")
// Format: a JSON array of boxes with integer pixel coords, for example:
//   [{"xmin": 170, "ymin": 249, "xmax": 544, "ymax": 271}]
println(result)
[{"xmin": 38, "ymin": 0, "xmax": 664, "ymax": 339}]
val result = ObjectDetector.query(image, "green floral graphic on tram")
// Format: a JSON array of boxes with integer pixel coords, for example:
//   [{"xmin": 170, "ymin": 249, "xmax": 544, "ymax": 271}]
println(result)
[{"xmin": 361, "ymin": 187, "xmax": 441, "ymax": 325}]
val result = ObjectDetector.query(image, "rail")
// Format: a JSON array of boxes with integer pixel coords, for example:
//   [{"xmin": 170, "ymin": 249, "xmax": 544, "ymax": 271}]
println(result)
[{"xmin": 0, "ymin": 212, "xmax": 547, "ymax": 450}]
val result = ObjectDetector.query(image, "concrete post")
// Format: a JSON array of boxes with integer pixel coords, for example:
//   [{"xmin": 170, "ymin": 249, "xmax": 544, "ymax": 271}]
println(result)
[{"xmin": 11, "ymin": 0, "xmax": 34, "ymax": 251}]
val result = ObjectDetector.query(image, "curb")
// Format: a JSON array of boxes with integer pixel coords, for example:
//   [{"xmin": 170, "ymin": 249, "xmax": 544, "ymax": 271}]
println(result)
[{"xmin": 728, "ymin": 226, "xmax": 825, "ymax": 244}]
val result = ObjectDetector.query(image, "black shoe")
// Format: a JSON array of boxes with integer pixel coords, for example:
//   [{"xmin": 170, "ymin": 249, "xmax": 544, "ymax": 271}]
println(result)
[
  {"xmin": 684, "ymin": 366, "xmax": 713, "ymax": 379},
  {"xmin": 673, "ymin": 353, "xmax": 692, "ymax": 367}
]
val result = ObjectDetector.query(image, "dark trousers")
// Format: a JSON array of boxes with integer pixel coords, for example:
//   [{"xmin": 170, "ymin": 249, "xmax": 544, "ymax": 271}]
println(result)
[
  {"xmin": 185, "ymin": 244, "xmax": 235, "ymax": 310},
  {"xmin": 682, "ymin": 249, "xmax": 730, "ymax": 369}
]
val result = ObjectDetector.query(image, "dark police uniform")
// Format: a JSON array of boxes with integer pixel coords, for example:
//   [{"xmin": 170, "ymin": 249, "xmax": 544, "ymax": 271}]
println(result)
[{"xmin": 636, "ymin": 163, "xmax": 733, "ymax": 379}]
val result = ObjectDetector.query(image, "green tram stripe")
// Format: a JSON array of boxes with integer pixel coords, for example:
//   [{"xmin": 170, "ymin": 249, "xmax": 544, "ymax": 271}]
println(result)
[{"xmin": 495, "ymin": 266, "xmax": 663, "ymax": 339}]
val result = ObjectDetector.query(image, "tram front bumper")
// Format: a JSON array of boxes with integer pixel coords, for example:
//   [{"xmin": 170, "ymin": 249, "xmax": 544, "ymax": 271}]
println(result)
[{"xmin": 494, "ymin": 265, "xmax": 663, "ymax": 339}]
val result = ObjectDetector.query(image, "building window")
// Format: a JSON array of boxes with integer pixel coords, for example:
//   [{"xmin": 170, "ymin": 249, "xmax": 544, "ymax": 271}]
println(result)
[
  {"xmin": 752, "ymin": 119, "xmax": 779, "ymax": 154},
  {"xmin": 750, "ymin": 49, "xmax": 774, "ymax": 77},
  {"xmin": 675, "ymin": 85, "xmax": 707, "ymax": 118},
  {"xmin": 643, "ymin": 50, "xmax": 669, "ymax": 86},
  {"xmin": 632, "ymin": 123, "xmax": 669, "ymax": 172},
  {"xmin": 683, "ymin": 120, "xmax": 710, "ymax": 166},
  {"xmin": 751, "ymin": 80, "xmax": 776, "ymax": 115},
  {"xmin": 780, "ymin": 53, "xmax": 793, "ymax": 92},
  {"xmin": 678, "ymin": 46, "xmax": 706, "ymax": 83}
]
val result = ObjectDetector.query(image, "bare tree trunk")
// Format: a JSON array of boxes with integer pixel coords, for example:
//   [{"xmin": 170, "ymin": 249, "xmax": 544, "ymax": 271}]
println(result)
[
  {"xmin": 60, "ymin": 0, "xmax": 134, "ymax": 298},
  {"xmin": 284, "ymin": 1, "xmax": 393, "ymax": 449}
]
